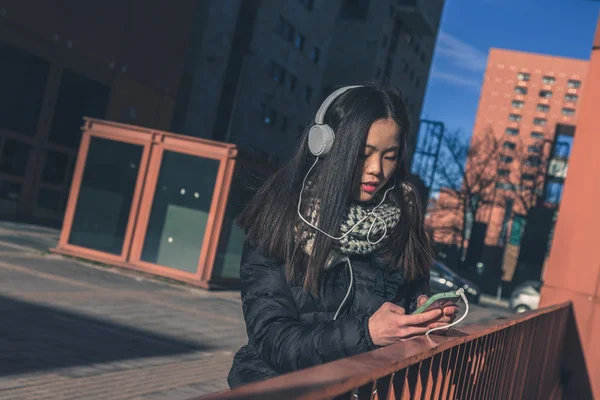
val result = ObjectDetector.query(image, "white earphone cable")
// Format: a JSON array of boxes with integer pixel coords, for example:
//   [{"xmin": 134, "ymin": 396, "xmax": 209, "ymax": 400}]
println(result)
[
  {"xmin": 297, "ymin": 157, "xmax": 395, "ymax": 245},
  {"xmin": 425, "ymin": 292, "xmax": 469, "ymax": 335}
]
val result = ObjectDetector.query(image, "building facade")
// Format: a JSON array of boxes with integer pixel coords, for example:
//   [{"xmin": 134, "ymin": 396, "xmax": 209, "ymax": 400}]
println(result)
[{"xmin": 430, "ymin": 48, "xmax": 588, "ymax": 281}]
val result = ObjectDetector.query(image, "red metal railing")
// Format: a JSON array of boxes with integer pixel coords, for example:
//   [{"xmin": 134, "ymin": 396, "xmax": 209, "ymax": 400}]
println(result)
[{"xmin": 199, "ymin": 302, "xmax": 592, "ymax": 400}]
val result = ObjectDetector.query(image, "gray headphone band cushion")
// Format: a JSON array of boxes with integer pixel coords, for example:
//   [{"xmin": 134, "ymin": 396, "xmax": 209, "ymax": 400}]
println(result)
[{"xmin": 314, "ymin": 85, "xmax": 364, "ymax": 124}]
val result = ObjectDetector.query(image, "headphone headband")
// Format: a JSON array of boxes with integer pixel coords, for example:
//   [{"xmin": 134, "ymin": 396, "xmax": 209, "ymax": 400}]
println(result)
[{"xmin": 314, "ymin": 85, "xmax": 364, "ymax": 125}]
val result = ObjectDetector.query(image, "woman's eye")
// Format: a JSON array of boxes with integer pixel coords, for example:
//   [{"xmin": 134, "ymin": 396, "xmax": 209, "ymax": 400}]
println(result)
[{"xmin": 385, "ymin": 155, "xmax": 398, "ymax": 161}]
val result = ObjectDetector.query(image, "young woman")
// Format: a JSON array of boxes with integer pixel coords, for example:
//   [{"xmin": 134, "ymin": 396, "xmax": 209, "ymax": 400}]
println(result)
[{"xmin": 228, "ymin": 84, "xmax": 457, "ymax": 388}]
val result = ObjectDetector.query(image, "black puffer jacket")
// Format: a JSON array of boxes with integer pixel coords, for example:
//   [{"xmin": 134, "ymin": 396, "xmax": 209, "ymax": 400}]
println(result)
[{"xmin": 227, "ymin": 241, "xmax": 430, "ymax": 388}]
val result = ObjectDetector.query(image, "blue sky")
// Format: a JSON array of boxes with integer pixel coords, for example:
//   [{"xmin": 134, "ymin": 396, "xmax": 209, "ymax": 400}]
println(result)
[{"xmin": 421, "ymin": 0, "xmax": 600, "ymax": 137}]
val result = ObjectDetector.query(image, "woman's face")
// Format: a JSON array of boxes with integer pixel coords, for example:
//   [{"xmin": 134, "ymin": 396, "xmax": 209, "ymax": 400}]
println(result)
[{"xmin": 351, "ymin": 118, "xmax": 401, "ymax": 203}]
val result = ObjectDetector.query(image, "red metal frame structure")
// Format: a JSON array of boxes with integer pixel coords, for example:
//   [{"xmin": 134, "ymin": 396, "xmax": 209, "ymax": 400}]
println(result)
[
  {"xmin": 52, "ymin": 118, "xmax": 238, "ymax": 288},
  {"xmin": 199, "ymin": 303, "xmax": 591, "ymax": 400}
]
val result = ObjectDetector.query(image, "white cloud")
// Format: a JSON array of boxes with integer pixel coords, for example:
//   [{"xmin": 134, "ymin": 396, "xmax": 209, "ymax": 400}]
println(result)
[
  {"xmin": 436, "ymin": 32, "xmax": 488, "ymax": 72},
  {"xmin": 430, "ymin": 70, "xmax": 482, "ymax": 91}
]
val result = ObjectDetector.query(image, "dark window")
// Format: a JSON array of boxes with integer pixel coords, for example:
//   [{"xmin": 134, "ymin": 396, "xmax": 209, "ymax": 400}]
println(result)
[
  {"xmin": 304, "ymin": 85, "xmax": 313, "ymax": 103},
  {"xmin": 498, "ymin": 169, "xmax": 510, "ymax": 177},
  {"xmin": 533, "ymin": 118, "xmax": 547, "ymax": 126},
  {"xmin": 340, "ymin": 0, "xmax": 370, "ymax": 20},
  {"xmin": 48, "ymin": 69, "xmax": 109, "ymax": 148},
  {"xmin": 496, "ymin": 182, "xmax": 516, "ymax": 191},
  {"xmin": 310, "ymin": 47, "xmax": 321, "ymax": 63},
  {"xmin": 531, "ymin": 131, "xmax": 544, "ymax": 139},
  {"xmin": 420, "ymin": 52, "xmax": 426, "ymax": 63},
  {"xmin": 0, "ymin": 139, "xmax": 31, "ymax": 177},
  {"xmin": 269, "ymin": 61, "xmax": 285, "ymax": 84},
  {"xmin": 286, "ymin": 75, "xmax": 297, "ymax": 92},
  {"xmin": 508, "ymin": 114, "xmax": 522, "ymax": 122},
  {"xmin": 542, "ymin": 76, "xmax": 556, "ymax": 85},
  {"xmin": 276, "ymin": 16, "xmax": 294, "ymax": 41},
  {"xmin": 506, "ymin": 128, "xmax": 519, "ymax": 135},
  {"xmin": 515, "ymin": 86, "xmax": 528, "ymax": 95},
  {"xmin": 42, "ymin": 150, "xmax": 69, "ymax": 184},
  {"xmin": 0, "ymin": 181, "xmax": 21, "ymax": 204},
  {"xmin": 0, "ymin": 40, "xmax": 50, "ymax": 137},
  {"xmin": 409, "ymin": 69, "xmax": 415, "ymax": 81},
  {"xmin": 382, "ymin": 36, "xmax": 388, "ymax": 48},
  {"xmin": 526, "ymin": 156, "xmax": 542, "ymax": 167},
  {"xmin": 536, "ymin": 104, "xmax": 550, "ymax": 112},
  {"xmin": 415, "ymin": 77, "xmax": 420, "ymax": 88},
  {"xmin": 512, "ymin": 100, "xmax": 524, "ymax": 108},
  {"xmin": 539, "ymin": 90, "xmax": 553, "ymax": 99},
  {"xmin": 567, "ymin": 79, "xmax": 581, "ymax": 89},
  {"xmin": 517, "ymin": 72, "xmax": 531, "ymax": 81},
  {"xmin": 294, "ymin": 34, "xmax": 305, "ymax": 50},
  {"xmin": 562, "ymin": 108, "xmax": 575, "ymax": 116},
  {"xmin": 37, "ymin": 188, "xmax": 64, "ymax": 213},
  {"xmin": 503, "ymin": 141, "xmax": 516, "ymax": 150},
  {"xmin": 565, "ymin": 94, "xmax": 578, "ymax": 102},
  {"xmin": 300, "ymin": 0, "xmax": 314, "ymax": 11},
  {"xmin": 500, "ymin": 155, "xmax": 514, "ymax": 163},
  {"xmin": 522, "ymin": 174, "xmax": 535, "ymax": 181},
  {"xmin": 528, "ymin": 145, "xmax": 542, "ymax": 154},
  {"xmin": 261, "ymin": 104, "xmax": 277, "ymax": 126},
  {"xmin": 414, "ymin": 42, "xmax": 420, "ymax": 54},
  {"xmin": 280, "ymin": 115, "xmax": 288, "ymax": 132}
]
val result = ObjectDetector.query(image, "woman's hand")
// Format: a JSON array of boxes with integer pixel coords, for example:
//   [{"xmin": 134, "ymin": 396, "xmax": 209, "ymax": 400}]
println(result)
[
  {"xmin": 416, "ymin": 295, "xmax": 459, "ymax": 335},
  {"xmin": 368, "ymin": 302, "xmax": 443, "ymax": 347}
]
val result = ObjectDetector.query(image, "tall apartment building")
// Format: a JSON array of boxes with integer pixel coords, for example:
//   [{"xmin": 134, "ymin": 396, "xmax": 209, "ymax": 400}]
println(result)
[
  {"xmin": 432, "ymin": 48, "xmax": 588, "ymax": 282},
  {"xmin": 323, "ymin": 0, "xmax": 445, "ymax": 166}
]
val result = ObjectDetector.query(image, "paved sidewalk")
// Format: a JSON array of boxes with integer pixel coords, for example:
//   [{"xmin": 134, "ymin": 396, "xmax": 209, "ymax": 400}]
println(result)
[{"xmin": 0, "ymin": 222, "xmax": 247, "ymax": 400}]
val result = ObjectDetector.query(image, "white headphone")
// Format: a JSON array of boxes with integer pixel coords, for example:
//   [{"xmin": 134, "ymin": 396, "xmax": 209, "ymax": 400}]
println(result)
[{"xmin": 298, "ymin": 85, "xmax": 396, "ymax": 244}]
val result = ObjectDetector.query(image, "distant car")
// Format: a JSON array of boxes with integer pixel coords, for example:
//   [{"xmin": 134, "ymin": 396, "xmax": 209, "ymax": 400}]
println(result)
[
  {"xmin": 509, "ymin": 281, "xmax": 541, "ymax": 313},
  {"xmin": 430, "ymin": 262, "xmax": 480, "ymax": 304}
]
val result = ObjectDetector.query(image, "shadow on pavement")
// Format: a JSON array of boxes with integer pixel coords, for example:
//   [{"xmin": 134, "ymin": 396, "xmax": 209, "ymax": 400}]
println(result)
[{"xmin": 0, "ymin": 294, "xmax": 209, "ymax": 376}]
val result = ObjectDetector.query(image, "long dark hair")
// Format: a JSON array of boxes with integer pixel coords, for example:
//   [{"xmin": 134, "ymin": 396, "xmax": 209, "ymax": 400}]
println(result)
[{"xmin": 238, "ymin": 84, "xmax": 432, "ymax": 296}]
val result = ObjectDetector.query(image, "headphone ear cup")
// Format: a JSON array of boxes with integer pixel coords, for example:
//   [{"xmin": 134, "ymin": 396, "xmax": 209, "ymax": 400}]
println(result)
[{"xmin": 308, "ymin": 124, "xmax": 335, "ymax": 156}]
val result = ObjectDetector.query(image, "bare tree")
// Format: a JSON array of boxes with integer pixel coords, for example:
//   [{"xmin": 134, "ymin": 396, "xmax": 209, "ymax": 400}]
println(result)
[{"xmin": 426, "ymin": 126, "xmax": 503, "ymax": 269}]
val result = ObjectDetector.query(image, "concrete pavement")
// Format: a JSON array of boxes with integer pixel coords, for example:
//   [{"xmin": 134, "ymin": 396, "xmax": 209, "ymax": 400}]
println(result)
[{"xmin": 0, "ymin": 221, "xmax": 510, "ymax": 399}]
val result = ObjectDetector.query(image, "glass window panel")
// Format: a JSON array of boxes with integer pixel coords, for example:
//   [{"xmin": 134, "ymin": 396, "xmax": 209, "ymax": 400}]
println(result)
[
  {"xmin": 141, "ymin": 151, "xmax": 220, "ymax": 273},
  {"xmin": 42, "ymin": 150, "xmax": 69, "ymax": 184},
  {"xmin": 49, "ymin": 69, "xmax": 110, "ymax": 148},
  {"xmin": 0, "ymin": 139, "xmax": 32, "ymax": 177},
  {"xmin": 33, "ymin": 188, "xmax": 65, "ymax": 221},
  {"xmin": 69, "ymin": 137, "xmax": 143, "ymax": 255},
  {"xmin": 0, "ymin": 181, "xmax": 21, "ymax": 215},
  {"xmin": 0, "ymin": 40, "xmax": 50, "ymax": 136}
]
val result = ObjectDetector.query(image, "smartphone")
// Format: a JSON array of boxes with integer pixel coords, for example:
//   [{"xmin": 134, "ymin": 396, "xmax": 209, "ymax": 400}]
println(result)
[{"xmin": 412, "ymin": 288, "xmax": 464, "ymax": 314}]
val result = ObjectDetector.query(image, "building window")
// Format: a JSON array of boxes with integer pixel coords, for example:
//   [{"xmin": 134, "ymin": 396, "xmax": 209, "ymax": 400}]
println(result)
[
  {"xmin": 276, "ymin": 16, "xmax": 294, "ymax": 42},
  {"xmin": 261, "ymin": 104, "xmax": 277, "ymax": 126},
  {"xmin": 506, "ymin": 128, "xmax": 519, "ymax": 135},
  {"xmin": 269, "ymin": 61, "xmax": 286, "ymax": 84},
  {"xmin": 420, "ymin": 52, "xmax": 426, "ymax": 63},
  {"xmin": 503, "ymin": 141, "xmax": 516, "ymax": 150},
  {"xmin": 280, "ymin": 115, "xmax": 288, "ymax": 132},
  {"xmin": 526, "ymin": 155, "xmax": 542, "ymax": 167},
  {"xmin": 375, "ymin": 67, "xmax": 381, "ymax": 79},
  {"xmin": 528, "ymin": 145, "xmax": 542, "ymax": 154},
  {"xmin": 382, "ymin": 36, "xmax": 388, "ymax": 48},
  {"xmin": 496, "ymin": 182, "xmax": 516, "ymax": 191},
  {"xmin": 294, "ymin": 34, "xmax": 305, "ymax": 50},
  {"xmin": 414, "ymin": 42, "xmax": 420, "ymax": 54},
  {"xmin": 531, "ymin": 131, "xmax": 544, "ymax": 139},
  {"xmin": 515, "ymin": 86, "xmax": 527, "ymax": 95},
  {"xmin": 415, "ymin": 77, "xmax": 420, "ymax": 88},
  {"xmin": 565, "ymin": 94, "xmax": 578, "ymax": 102},
  {"xmin": 536, "ymin": 104, "xmax": 550, "ymax": 112},
  {"xmin": 542, "ymin": 76, "xmax": 556, "ymax": 85},
  {"xmin": 300, "ymin": 0, "xmax": 314, "ymax": 11},
  {"xmin": 304, "ymin": 85, "xmax": 313, "ymax": 103},
  {"xmin": 562, "ymin": 108, "xmax": 575, "ymax": 116},
  {"xmin": 539, "ymin": 90, "xmax": 553, "ymax": 99},
  {"xmin": 508, "ymin": 114, "xmax": 522, "ymax": 122},
  {"xmin": 286, "ymin": 75, "xmax": 297, "ymax": 92},
  {"xmin": 567, "ymin": 79, "xmax": 581, "ymax": 88},
  {"xmin": 500, "ymin": 155, "xmax": 514, "ymax": 163},
  {"xmin": 517, "ymin": 72, "xmax": 531, "ymax": 81},
  {"xmin": 409, "ymin": 69, "xmax": 415, "ymax": 81},
  {"xmin": 511, "ymin": 100, "xmax": 524, "ymax": 108},
  {"xmin": 522, "ymin": 173, "xmax": 535, "ymax": 181},
  {"xmin": 310, "ymin": 47, "xmax": 320, "ymax": 63},
  {"xmin": 533, "ymin": 117, "xmax": 547, "ymax": 126},
  {"xmin": 498, "ymin": 169, "xmax": 510, "ymax": 177}
]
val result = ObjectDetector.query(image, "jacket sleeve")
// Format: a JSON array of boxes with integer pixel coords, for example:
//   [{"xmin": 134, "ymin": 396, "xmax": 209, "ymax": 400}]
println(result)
[
  {"xmin": 404, "ymin": 275, "xmax": 431, "ymax": 314},
  {"xmin": 240, "ymin": 243, "xmax": 376, "ymax": 373}
]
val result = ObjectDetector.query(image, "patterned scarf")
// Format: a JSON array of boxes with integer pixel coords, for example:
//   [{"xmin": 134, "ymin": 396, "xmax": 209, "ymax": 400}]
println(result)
[{"xmin": 298, "ymin": 198, "xmax": 402, "ymax": 268}]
